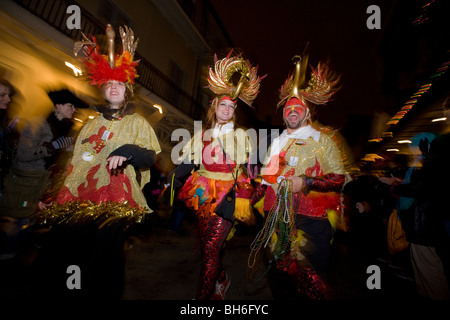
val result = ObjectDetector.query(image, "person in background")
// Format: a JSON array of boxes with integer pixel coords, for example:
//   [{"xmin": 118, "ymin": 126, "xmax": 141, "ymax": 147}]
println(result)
[
  {"xmin": 38, "ymin": 89, "xmax": 89, "ymax": 210},
  {"xmin": 0, "ymin": 78, "xmax": 19, "ymax": 201},
  {"xmin": 381, "ymin": 132, "xmax": 450, "ymax": 299},
  {"xmin": 0, "ymin": 88, "xmax": 85, "ymax": 261}
]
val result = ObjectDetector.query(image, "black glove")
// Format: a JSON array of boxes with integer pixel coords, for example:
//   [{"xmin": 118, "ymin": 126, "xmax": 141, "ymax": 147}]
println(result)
[
  {"xmin": 42, "ymin": 141, "xmax": 56, "ymax": 154},
  {"xmin": 108, "ymin": 144, "xmax": 157, "ymax": 169}
]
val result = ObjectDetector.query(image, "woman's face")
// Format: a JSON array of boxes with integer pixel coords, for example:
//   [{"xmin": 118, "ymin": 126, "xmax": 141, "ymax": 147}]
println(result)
[
  {"xmin": 215, "ymin": 97, "xmax": 235, "ymax": 124},
  {"xmin": 103, "ymin": 80, "xmax": 126, "ymax": 108},
  {"xmin": 0, "ymin": 83, "xmax": 12, "ymax": 110},
  {"xmin": 55, "ymin": 103, "xmax": 76, "ymax": 120}
]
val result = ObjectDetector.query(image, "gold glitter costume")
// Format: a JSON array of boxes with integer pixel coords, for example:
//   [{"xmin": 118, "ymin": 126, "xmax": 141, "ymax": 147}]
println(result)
[
  {"xmin": 57, "ymin": 112, "xmax": 161, "ymax": 212},
  {"xmin": 249, "ymin": 52, "xmax": 347, "ymax": 300},
  {"xmin": 262, "ymin": 126, "xmax": 345, "ymax": 216}
]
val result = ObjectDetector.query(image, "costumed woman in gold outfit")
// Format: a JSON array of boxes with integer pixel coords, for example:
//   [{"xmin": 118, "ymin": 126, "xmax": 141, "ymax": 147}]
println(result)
[
  {"xmin": 56, "ymin": 25, "xmax": 160, "ymax": 209},
  {"xmin": 32, "ymin": 25, "xmax": 160, "ymax": 298},
  {"xmin": 169, "ymin": 51, "xmax": 265, "ymax": 299}
]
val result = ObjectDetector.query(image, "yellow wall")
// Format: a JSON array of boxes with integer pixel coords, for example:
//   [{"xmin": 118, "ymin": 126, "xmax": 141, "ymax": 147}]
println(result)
[{"xmin": 0, "ymin": 10, "xmax": 99, "ymax": 128}]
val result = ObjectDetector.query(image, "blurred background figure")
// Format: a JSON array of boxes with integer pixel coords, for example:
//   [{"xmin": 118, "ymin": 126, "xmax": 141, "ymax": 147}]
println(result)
[
  {"xmin": 38, "ymin": 89, "xmax": 88, "ymax": 210},
  {"xmin": 0, "ymin": 88, "xmax": 86, "ymax": 261},
  {"xmin": 381, "ymin": 132, "xmax": 450, "ymax": 299},
  {"xmin": 0, "ymin": 78, "xmax": 19, "ymax": 202}
]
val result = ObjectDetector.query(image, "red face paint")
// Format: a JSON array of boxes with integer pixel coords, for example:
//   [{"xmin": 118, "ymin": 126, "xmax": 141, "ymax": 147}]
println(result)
[{"xmin": 283, "ymin": 97, "xmax": 307, "ymax": 119}]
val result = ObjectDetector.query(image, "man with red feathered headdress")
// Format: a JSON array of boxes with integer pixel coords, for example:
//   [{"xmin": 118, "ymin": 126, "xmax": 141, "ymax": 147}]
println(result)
[{"xmin": 249, "ymin": 52, "xmax": 349, "ymax": 300}]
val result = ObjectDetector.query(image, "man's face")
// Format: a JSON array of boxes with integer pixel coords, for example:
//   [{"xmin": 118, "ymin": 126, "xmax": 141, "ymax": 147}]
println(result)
[{"xmin": 283, "ymin": 99, "xmax": 308, "ymax": 130}]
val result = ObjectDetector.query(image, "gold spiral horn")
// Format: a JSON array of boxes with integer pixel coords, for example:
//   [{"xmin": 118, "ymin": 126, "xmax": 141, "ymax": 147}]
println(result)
[{"xmin": 230, "ymin": 65, "xmax": 250, "ymax": 100}]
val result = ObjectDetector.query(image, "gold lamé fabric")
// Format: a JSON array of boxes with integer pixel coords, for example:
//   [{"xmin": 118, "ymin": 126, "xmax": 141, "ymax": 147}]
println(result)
[
  {"xmin": 178, "ymin": 128, "xmax": 254, "ymax": 218},
  {"xmin": 262, "ymin": 131, "xmax": 345, "ymax": 215},
  {"xmin": 56, "ymin": 113, "xmax": 161, "ymax": 212},
  {"xmin": 180, "ymin": 128, "xmax": 253, "ymax": 181}
]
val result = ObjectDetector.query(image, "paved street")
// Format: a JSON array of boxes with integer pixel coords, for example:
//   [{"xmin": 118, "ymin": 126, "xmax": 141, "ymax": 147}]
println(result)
[
  {"xmin": 1, "ymin": 203, "xmax": 422, "ymax": 302},
  {"xmin": 121, "ymin": 205, "xmax": 420, "ymax": 301}
]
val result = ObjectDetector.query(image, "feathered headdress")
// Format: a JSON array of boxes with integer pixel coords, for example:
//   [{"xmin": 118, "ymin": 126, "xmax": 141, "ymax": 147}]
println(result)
[
  {"xmin": 277, "ymin": 54, "xmax": 340, "ymax": 109},
  {"xmin": 207, "ymin": 50, "xmax": 266, "ymax": 107},
  {"xmin": 74, "ymin": 24, "xmax": 139, "ymax": 87}
]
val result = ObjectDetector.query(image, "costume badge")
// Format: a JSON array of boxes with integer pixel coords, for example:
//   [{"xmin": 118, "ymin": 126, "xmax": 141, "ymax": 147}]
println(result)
[
  {"xmin": 101, "ymin": 130, "xmax": 111, "ymax": 141},
  {"xmin": 289, "ymin": 156, "xmax": 299, "ymax": 167},
  {"xmin": 82, "ymin": 151, "xmax": 93, "ymax": 161}
]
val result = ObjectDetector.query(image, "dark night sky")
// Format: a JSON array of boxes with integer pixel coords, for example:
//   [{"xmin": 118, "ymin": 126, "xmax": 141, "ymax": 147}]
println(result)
[
  {"xmin": 209, "ymin": 0, "xmax": 394, "ymax": 131},
  {"xmin": 208, "ymin": 0, "xmax": 450, "ymax": 159},
  {"xmin": 206, "ymin": 0, "xmax": 445, "ymax": 163}
]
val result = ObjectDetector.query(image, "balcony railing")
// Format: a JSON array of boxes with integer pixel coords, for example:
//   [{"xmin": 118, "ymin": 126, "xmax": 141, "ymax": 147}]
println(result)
[{"xmin": 12, "ymin": 0, "xmax": 204, "ymax": 120}]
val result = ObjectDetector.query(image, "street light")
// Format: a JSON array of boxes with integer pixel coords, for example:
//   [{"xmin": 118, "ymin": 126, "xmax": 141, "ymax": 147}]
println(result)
[
  {"xmin": 153, "ymin": 104, "xmax": 163, "ymax": 114},
  {"xmin": 431, "ymin": 117, "xmax": 447, "ymax": 122},
  {"xmin": 65, "ymin": 61, "xmax": 82, "ymax": 76}
]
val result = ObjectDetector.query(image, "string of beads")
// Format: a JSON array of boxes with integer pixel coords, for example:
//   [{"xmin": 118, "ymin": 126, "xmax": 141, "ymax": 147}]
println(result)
[{"xmin": 248, "ymin": 178, "xmax": 296, "ymax": 269}]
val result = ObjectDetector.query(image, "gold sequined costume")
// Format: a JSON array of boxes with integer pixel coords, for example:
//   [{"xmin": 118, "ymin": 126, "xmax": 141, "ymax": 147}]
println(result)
[{"xmin": 57, "ymin": 112, "xmax": 160, "ymax": 212}]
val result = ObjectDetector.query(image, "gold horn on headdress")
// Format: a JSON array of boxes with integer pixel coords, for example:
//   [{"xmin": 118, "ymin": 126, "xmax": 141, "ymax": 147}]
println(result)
[
  {"xmin": 277, "ymin": 45, "xmax": 339, "ymax": 108},
  {"xmin": 106, "ymin": 24, "xmax": 115, "ymax": 69},
  {"xmin": 74, "ymin": 24, "xmax": 139, "ymax": 86},
  {"xmin": 119, "ymin": 25, "xmax": 139, "ymax": 58},
  {"xmin": 290, "ymin": 54, "xmax": 309, "ymax": 100}
]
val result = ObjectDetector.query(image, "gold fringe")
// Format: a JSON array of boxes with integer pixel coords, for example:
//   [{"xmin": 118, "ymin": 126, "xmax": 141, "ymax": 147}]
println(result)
[{"xmin": 234, "ymin": 198, "xmax": 256, "ymax": 226}]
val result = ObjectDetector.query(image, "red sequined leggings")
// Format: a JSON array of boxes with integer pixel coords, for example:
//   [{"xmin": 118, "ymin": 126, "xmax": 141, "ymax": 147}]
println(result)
[{"xmin": 196, "ymin": 214, "xmax": 233, "ymax": 300}]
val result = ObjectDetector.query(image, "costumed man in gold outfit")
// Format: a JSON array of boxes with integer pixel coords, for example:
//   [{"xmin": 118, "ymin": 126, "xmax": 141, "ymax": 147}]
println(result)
[
  {"xmin": 249, "ymin": 53, "xmax": 347, "ymax": 299},
  {"xmin": 32, "ymin": 25, "xmax": 160, "ymax": 299}
]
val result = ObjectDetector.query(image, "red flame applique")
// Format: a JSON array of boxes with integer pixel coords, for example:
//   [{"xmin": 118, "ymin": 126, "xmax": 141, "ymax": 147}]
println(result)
[{"xmin": 305, "ymin": 158, "xmax": 323, "ymax": 177}]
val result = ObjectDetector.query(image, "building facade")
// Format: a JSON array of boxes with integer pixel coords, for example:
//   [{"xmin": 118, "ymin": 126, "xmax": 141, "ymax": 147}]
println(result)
[{"xmin": 0, "ymin": 0, "xmax": 232, "ymax": 173}]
